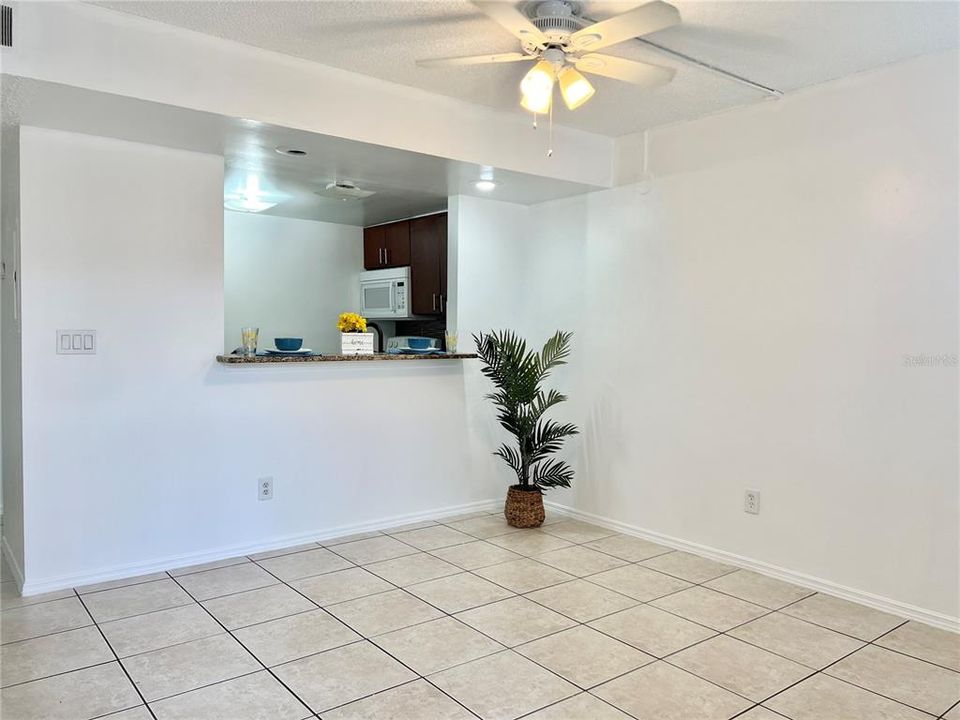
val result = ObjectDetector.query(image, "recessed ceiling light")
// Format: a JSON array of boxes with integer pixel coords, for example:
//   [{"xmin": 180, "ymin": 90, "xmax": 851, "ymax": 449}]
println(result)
[
  {"xmin": 223, "ymin": 173, "xmax": 282, "ymax": 213},
  {"xmin": 475, "ymin": 180, "xmax": 497, "ymax": 192},
  {"xmin": 224, "ymin": 197, "xmax": 277, "ymax": 213},
  {"xmin": 275, "ymin": 147, "xmax": 307, "ymax": 157}
]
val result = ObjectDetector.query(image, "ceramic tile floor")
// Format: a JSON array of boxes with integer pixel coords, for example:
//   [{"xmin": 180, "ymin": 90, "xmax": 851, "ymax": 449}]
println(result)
[{"xmin": 1, "ymin": 511, "xmax": 958, "ymax": 720}]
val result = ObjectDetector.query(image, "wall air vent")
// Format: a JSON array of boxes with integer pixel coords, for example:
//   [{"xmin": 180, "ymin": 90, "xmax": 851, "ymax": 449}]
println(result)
[{"xmin": 1, "ymin": 5, "xmax": 12, "ymax": 48}]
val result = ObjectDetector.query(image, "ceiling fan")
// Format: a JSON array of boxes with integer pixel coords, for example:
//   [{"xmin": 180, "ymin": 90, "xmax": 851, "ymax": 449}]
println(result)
[{"xmin": 417, "ymin": 0, "xmax": 680, "ymax": 113}]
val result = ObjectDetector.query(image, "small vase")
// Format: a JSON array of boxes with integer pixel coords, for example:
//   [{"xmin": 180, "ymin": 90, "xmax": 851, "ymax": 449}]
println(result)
[{"xmin": 504, "ymin": 485, "xmax": 544, "ymax": 528}]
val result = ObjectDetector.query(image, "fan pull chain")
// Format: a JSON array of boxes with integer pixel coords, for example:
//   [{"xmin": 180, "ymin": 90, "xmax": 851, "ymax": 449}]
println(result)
[
  {"xmin": 532, "ymin": 112, "xmax": 538, "ymax": 130},
  {"xmin": 547, "ymin": 100, "xmax": 554, "ymax": 157}
]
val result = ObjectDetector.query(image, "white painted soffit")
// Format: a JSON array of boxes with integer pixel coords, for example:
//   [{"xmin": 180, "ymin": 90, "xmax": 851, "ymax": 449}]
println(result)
[
  {"xmin": 0, "ymin": 1, "xmax": 614, "ymax": 188},
  {"xmin": 0, "ymin": 76, "xmax": 604, "ymax": 220}
]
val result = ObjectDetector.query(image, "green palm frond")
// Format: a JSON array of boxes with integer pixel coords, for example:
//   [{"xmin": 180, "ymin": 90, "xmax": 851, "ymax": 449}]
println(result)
[
  {"xmin": 474, "ymin": 330, "xmax": 577, "ymax": 491},
  {"xmin": 531, "ymin": 389, "xmax": 568, "ymax": 421},
  {"xmin": 494, "ymin": 444, "xmax": 523, "ymax": 477},
  {"xmin": 529, "ymin": 420, "xmax": 579, "ymax": 466},
  {"xmin": 532, "ymin": 458, "xmax": 575, "ymax": 488},
  {"xmin": 537, "ymin": 330, "xmax": 573, "ymax": 380}
]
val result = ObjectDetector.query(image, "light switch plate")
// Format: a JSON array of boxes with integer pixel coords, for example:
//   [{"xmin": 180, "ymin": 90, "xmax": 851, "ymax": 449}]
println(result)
[{"xmin": 57, "ymin": 330, "xmax": 96, "ymax": 354}]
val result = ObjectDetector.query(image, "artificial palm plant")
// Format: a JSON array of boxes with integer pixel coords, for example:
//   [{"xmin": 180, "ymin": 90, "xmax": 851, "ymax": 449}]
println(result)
[{"xmin": 473, "ymin": 330, "xmax": 578, "ymax": 527}]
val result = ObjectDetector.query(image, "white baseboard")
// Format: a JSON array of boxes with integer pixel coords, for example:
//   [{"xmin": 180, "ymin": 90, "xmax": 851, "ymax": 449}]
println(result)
[
  {"xmin": 20, "ymin": 498, "xmax": 501, "ymax": 596},
  {"xmin": 545, "ymin": 500, "xmax": 959, "ymax": 633},
  {"xmin": 2, "ymin": 533, "xmax": 26, "ymax": 590}
]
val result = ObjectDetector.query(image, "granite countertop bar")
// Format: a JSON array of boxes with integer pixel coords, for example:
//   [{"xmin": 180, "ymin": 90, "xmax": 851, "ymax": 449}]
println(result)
[{"xmin": 216, "ymin": 353, "xmax": 477, "ymax": 364}]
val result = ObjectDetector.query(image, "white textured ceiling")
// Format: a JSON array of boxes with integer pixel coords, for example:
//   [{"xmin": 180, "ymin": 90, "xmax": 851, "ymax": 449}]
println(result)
[{"xmin": 94, "ymin": 1, "xmax": 959, "ymax": 136}]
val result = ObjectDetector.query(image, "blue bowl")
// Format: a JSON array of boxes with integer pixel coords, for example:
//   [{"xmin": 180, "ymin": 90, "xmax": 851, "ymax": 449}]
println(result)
[
  {"xmin": 274, "ymin": 337, "xmax": 303, "ymax": 351},
  {"xmin": 407, "ymin": 337, "xmax": 431, "ymax": 350}
]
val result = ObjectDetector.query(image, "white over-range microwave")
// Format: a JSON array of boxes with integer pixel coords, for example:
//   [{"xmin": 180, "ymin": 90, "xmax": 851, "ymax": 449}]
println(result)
[{"xmin": 359, "ymin": 267, "xmax": 413, "ymax": 319}]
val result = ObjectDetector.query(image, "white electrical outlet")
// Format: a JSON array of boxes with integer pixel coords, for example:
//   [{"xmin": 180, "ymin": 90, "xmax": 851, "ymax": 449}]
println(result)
[
  {"xmin": 744, "ymin": 489, "xmax": 760, "ymax": 515},
  {"xmin": 258, "ymin": 477, "xmax": 274, "ymax": 501}
]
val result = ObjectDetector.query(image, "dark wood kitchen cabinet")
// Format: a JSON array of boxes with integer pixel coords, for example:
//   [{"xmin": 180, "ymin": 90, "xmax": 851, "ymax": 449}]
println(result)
[
  {"xmin": 439, "ymin": 216, "xmax": 448, "ymax": 304},
  {"xmin": 362, "ymin": 225, "xmax": 385, "ymax": 269},
  {"xmin": 363, "ymin": 221, "xmax": 410, "ymax": 269},
  {"xmin": 410, "ymin": 213, "xmax": 448, "ymax": 316}
]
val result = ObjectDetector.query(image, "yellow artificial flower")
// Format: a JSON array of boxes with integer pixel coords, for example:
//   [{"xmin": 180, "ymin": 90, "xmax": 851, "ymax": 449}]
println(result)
[{"xmin": 337, "ymin": 312, "xmax": 367, "ymax": 333}]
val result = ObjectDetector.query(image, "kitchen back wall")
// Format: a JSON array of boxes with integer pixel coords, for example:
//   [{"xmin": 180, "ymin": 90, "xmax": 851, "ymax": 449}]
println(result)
[{"xmin": 224, "ymin": 211, "xmax": 362, "ymax": 355}]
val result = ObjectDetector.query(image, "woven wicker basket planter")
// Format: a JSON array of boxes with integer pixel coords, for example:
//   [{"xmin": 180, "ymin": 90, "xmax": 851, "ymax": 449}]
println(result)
[{"xmin": 504, "ymin": 485, "xmax": 544, "ymax": 528}]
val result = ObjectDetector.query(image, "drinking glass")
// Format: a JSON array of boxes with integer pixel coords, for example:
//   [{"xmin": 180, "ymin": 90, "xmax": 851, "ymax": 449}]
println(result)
[
  {"xmin": 445, "ymin": 332, "xmax": 458, "ymax": 354},
  {"xmin": 241, "ymin": 327, "xmax": 259, "ymax": 356}
]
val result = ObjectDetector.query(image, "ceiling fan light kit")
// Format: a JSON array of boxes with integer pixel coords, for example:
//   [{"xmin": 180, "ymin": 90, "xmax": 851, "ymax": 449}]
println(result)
[
  {"xmin": 557, "ymin": 66, "xmax": 595, "ymax": 109},
  {"xmin": 520, "ymin": 58, "xmax": 557, "ymax": 113},
  {"xmin": 419, "ymin": 0, "xmax": 681, "ymax": 120}
]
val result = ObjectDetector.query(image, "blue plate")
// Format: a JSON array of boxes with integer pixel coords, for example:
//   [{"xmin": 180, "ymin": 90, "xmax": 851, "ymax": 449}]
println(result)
[{"xmin": 265, "ymin": 348, "xmax": 314, "ymax": 356}]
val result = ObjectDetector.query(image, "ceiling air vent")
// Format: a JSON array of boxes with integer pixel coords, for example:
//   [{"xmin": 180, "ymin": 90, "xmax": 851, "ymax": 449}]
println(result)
[
  {"xmin": 315, "ymin": 181, "xmax": 375, "ymax": 201},
  {"xmin": 1, "ymin": 5, "xmax": 12, "ymax": 48}
]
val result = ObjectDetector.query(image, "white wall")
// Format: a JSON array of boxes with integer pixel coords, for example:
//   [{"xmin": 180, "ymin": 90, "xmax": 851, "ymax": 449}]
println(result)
[
  {"xmin": 1, "ymin": 123, "xmax": 24, "ymax": 580},
  {"xmin": 527, "ymin": 50, "xmax": 959, "ymax": 622},
  {"xmin": 16, "ymin": 128, "xmax": 495, "ymax": 592},
  {"xmin": 224, "ymin": 212, "xmax": 362, "ymax": 356},
  {"xmin": 449, "ymin": 195, "xmax": 544, "ymax": 498},
  {"xmin": 9, "ymin": 48, "xmax": 957, "ymax": 626}
]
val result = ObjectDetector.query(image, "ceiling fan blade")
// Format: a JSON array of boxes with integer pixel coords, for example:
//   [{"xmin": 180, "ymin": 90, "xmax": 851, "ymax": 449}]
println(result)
[
  {"xmin": 470, "ymin": 1, "xmax": 546, "ymax": 45},
  {"xmin": 417, "ymin": 52, "xmax": 535, "ymax": 68},
  {"xmin": 575, "ymin": 54, "xmax": 675, "ymax": 87},
  {"xmin": 570, "ymin": 1, "xmax": 680, "ymax": 52}
]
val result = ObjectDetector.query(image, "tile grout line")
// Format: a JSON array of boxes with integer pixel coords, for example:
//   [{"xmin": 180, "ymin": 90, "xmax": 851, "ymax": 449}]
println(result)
[
  {"xmin": 254, "ymin": 555, "xmax": 486, "ymax": 719},
  {"xmin": 754, "ymin": 638, "xmax": 927, "ymax": 719},
  {"xmin": 728, "ymin": 702, "xmax": 793, "ymax": 719},
  {"xmin": 0, "ymin": 618, "xmax": 99, "ymax": 648},
  {"xmin": 79, "ymin": 596, "xmax": 199, "ymax": 627},
  {"xmin": 865, "ymin": 622, "xmax": 960, "ymax": 674},
  {"xmin": 311, "ymin": 676, "xmax": 478, "ymax": 719},
  {"xmin": 0, "ymin": 553, "xmax": 904, "ymax": 678},
  {"xmin": 160, "ymin": 568, "xmax": 321, "ymax": 717},
  {"xmin": 552, "ymin": 530, "xmax": 947, "ymax": 662},
  {"xmin": 515, "ymin": 689, "xmax": 644, "ymax": 720},
  {"xmin": 2, "ymin": 517, "xmax": 955, "ymax": 720},
  {"xmin": 518, "ymin": 551, "xmax": 949, "ymax": 720},
  {"xmin": 406, "ymin": 540, "xmax": 766, "ymax": 717},
  {"xmin": 511, "ymin": 523, "xmax": 783, "ymax": 718},
  {"xmin": 809, "ymin": 618, "xmax": 950, "ymax": 718},
  {"xmin": 0, "ymin": 658, "xmax": 120, "ymax": 692},
  {"xmin": 72, "ymin": 588, "xmax": 160, "ymax": 720},
  {"xmin": 0, "ymin": 525, "xmax": 721, "ymax": 616},
  {"xmin": 441, "ymin": 526, "xmax": 947, "ymax": 719},
  {"xmin": 317, "ymin": 545, "xmax": 547, "ymax": 717},
  {"xmin": 315, "ymin": 525, "xmax": 642, "ymax": 718},
  {"xmin": 644, "ymin": 586, "xmax": 884, "ymax": 712},
  {"xmin": 940, "ymin": 700, "xmax": 960, "ymax": 719},
  {"xmin": 0, "ymin": 556, "xmax": 939, "ymax": 682},
  {"xmin": 245, "ymin": 543, "xmax": 487, "ymax": 720},
  {"xmin": 0, "ymin": 529, "xmax": 896, "ymax": 651},
  {"xmin": 568, "ymin": 592, "xmax": 796, "ymax": 711},
  {"xmin": 711, "ymin": 610, "xmax": 944, "ymax": 719}
]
